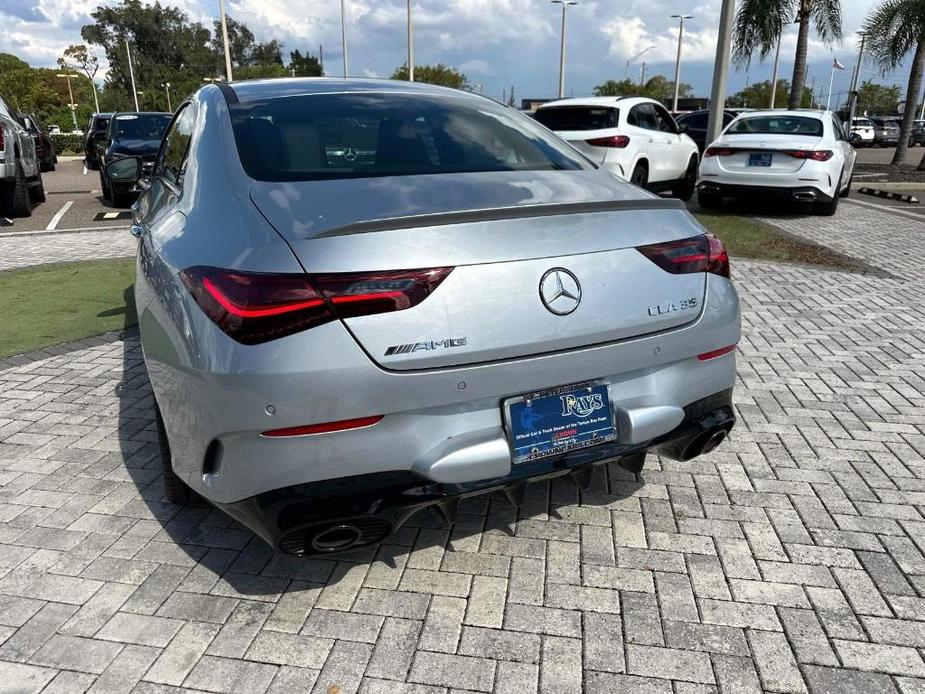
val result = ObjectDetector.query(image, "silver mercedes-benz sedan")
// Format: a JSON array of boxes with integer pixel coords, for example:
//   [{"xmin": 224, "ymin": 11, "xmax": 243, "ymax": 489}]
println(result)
[{"xmin": 106, "ymin": 78, "xmax": 740, "ymax": 556}]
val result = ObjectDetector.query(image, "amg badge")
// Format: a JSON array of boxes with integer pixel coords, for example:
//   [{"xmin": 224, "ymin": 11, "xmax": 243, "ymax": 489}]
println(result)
[
  {"xmin": 385, "ymin": 338, "xmax": 468, "ymax": 356},
  {"xmin": 648, "ymin": 297, "xmax": 698, "ymax": 317}
]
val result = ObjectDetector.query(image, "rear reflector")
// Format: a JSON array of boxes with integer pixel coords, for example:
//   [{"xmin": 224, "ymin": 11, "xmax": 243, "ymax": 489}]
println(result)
[
  {"xmin": 586, "ymin": 135, "xmax": 630, "ymax": 148},
  {"xmin": 697, "ymin": 344, "xmax": 737, "ymax": 361},
  {"xmin": 261, "ymin": 415, "xmax": 384, "ymax": 438},
  {"xmin": 636, "ymin": 233, "xmax": 730, "ymax": 278},
  {"xmin": 181, "ymin": 266, "xmax": 452, "ymax": 344}
]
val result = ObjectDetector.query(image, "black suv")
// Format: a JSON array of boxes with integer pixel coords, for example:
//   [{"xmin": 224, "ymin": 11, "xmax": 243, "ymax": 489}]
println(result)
[
  {"xmin": 98, "ymin": 112, "xmax": 172, "ymax": 206},
  {"xmin": 84, "ymin": 113, "xmax": 113, "ymax": 170},
  {"xmin": 674, "ymin": 109, "xmax": 753, "ymax": 152},
  {"xmin": 18, "ymin": 113, "xmax": 57, "ymax": 172}
]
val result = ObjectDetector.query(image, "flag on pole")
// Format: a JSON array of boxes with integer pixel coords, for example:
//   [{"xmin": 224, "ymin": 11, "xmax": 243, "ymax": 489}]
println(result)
[{"xmin": 833, "ymin": 57, "xmax": 845, "ymax": 70}]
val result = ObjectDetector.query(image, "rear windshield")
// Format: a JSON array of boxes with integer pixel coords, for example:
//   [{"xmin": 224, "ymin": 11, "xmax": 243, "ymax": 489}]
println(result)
[
  {"xmin": 534, "ymin": 106, "xmax": 619, "ymax": 131},
  {"xmin": 853, "ymin": 119, "xmax": 872, "ymax": 126},
  {"xmin": 727, "ymin": 115, "xmax": 823, "ymax": 137},
  {"xmin": 112, "ymin": 114, "xmax": 171, "ymax": 140},
  {"xmin": 229, "ymin": 92, "xmax": 590, "ymax": 181}
]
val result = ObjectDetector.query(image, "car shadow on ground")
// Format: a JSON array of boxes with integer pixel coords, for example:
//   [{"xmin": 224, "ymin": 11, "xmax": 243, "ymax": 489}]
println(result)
[
  {"xmin": 112, "ymin": 334, "xmax": 643, "ymax": 592},
  {"xmin": 686, "ymin": 196, "xmax": 817, "ymax": 218}
]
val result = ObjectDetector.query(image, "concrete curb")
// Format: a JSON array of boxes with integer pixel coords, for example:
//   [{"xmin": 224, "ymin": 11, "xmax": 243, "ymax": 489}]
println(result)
[
  {"xmin": 858, "ymin": 187, "xmax": 920, "ymax": 203},
  {"xmin": 852, "ymin": 181, "xmax": 924, "ymax": 190}
]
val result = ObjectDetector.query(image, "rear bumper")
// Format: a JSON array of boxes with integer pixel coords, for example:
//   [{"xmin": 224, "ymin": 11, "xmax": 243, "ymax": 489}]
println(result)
[
  {"xmin": 216, "ymin": 389, "xmax": 736, "ymax": 555},
  {"xmin": 697, "ymin": 180, "xmax": 833, "ymax": 203}
]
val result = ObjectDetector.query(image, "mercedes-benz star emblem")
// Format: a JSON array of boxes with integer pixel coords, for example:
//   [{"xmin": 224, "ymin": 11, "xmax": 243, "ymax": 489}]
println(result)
[{"xmin": 539, "ymin": 268, "xmax": 581, "ymax": 315}]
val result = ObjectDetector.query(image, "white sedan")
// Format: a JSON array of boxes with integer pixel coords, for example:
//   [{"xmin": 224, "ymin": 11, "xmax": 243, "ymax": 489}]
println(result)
[
  {"xmin": 698, "ymin": 110, "xmax": 857, "ymax": 215},
  {"xmin": 534, "ymin": 96, "xmax": 701, "ymax": 200}
]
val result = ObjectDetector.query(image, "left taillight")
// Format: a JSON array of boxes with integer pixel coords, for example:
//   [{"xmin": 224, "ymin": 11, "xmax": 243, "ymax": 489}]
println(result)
[
  {"xmin": 180, "ymin": 266, "xmax": 452, "ymax": 345},
  {"xmin": 636, "ymin": 233, "xmax": 730, "ymax": 279}
]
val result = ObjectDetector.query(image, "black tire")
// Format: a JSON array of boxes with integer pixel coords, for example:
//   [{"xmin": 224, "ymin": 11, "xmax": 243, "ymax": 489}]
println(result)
[
  {"xmin": 28, "ymin": 174, "xmax": 46, "ymax": 204},
  {"xmin": 0, "ymin": 161, "xmax": 33, "ymax": 218},
  {"xmin": 155, "ymin": 405, "xmax": 202, "ymax": 505},
  {"xmin": 839, "ymin": 170, "xmax": 853, "ymax": 199},
  {"xmin": 672, "ymin": 156, "xmax": 698, "ymax": 201},
  {"xmin": 100, "ymin": 170, "xmax": 111, "ymax": 201},
  {"xmin": 698, "ymin": 192, "xmax": 722, "ymax": 209},
  {"xmin": 629, "ymin": 162, "xmax": 648, "ymax": 189}
]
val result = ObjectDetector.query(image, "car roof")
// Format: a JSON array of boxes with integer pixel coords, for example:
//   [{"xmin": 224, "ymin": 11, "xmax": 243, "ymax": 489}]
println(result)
[
  {"xmin": 111, "ymin": 112, "xmax": 172, "ymax": 117},
  {"xmin": 537, "ymin": 96, "xmax": 655, "ymax": 109},
  {"xmin": 732, "ymin": 109, "xmax": 829, "ymax": 119},
  {"xmin": 224, "ymin": 77, "xmax": 478, "ymax": 103}
]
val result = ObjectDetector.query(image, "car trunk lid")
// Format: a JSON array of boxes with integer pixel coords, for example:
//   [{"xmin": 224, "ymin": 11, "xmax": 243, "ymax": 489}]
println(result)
[
  {"xmin": 712, "ymin": 134, "xmax": 825, "ymax": 173},
  {"xmin": 250, "ymin": 170, "xmax": 708, "ymax": 370}
]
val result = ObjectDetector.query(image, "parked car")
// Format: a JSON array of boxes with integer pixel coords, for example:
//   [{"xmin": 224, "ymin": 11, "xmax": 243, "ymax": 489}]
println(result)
[
  {"xmin": 674, "ymin": 109, "xmax": 754, "ymax": 152},
  {"xmin": 534, "ymin": 96, "xmax": 700, "ymax": 200},
  {"xmin": 98, "ymin": 112, "xmax": 172, "ymax": 206},
  {"xmin": 83, "ymin": 112, "xmax": 113, "ymax": 170},
  {"xmin": 48, "ymin": 124, "xmax": 61, "ymax": 135},
  {"xmin": 909, "ymin": 120, "xmax": 925, "ymax": 146},
  {"xmin": 845, "ymin": 117, "xmax": 875, "ymax": 147},
  {"xmin": 868, "ymin": 116, "xmax": 900, "ymax": 147},
  {"xmin": 698, "ymin": 109, "xmax": 857, "ymax": 216},
  {"xmin": 17, "ymin": 112, "xmax": 57, "ymax": 172},
  {"xmin": 0, "ymin": 94, "xmax": 44, "ymax": 217},
  {"xmin": 105, "ymin": 78, "xmax": 740, "ymax": 555}
]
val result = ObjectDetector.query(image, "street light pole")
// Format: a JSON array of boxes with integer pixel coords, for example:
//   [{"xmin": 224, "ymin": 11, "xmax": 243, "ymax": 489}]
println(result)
[
  {"xmin": 671, "ymin": 14, "xmax": 693, "ymax": 113},
  {"xmin": 848, "ymin": 33, "xmax": 866, "ymax": 124},
  {"xmin": 407, "ymin": 0, "xmax": 414, "ymax": 81},
  {"xmin": 124, "ymin": 39, "xmax": 140, "ymax": 111},
  {"xmin": 219, "ymin": 0, "xmax": 233, "ymax": 80},
  {"xmin": 625, "ymin": 46, "xmax": 654, "ymax": 80},
  {"xmin": 341, "ymin": 0, "xmax": 349, "ymax": 77},
  {"xmin": 163, "ymin": 83, "xmax": 172, "ymax": 111},
  {"xmin": 56, "ymin": 73, "xmax": 79, "ymax": 132},
  {"xmin": 551, "ymin": 0, "xmax": 577, "ymax": 99},
  {"xmin": 706, "ymin": 0, "xmax": 735, "ymax": 144},
  {"xmin": 769, "ymin": 37, "xmax": 782, "ymax": 108}
]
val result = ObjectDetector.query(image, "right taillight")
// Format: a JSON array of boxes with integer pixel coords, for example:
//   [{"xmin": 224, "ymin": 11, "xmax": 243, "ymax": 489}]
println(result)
[
  {"xmin": 180, "ymin": 266, "xmax": 452, "ymax": 345},
  {"xmin": 637, "ymin": 233, "xmax": 730, "ymax": 279},
  {"xmin": 586, "ymin": 135, "xmax": 630, "ymax": 148}
]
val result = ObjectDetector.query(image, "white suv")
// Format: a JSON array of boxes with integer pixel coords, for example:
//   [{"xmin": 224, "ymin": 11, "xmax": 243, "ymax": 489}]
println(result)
[{"xmin": 534, "ymin": 96, "xmax": 700, "ymax": 200}]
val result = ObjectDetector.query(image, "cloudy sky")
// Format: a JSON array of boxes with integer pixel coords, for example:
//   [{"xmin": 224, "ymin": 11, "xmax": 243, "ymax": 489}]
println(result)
[{"xmin": 0, "ymin": 0, "xmax": 909, "ymax": 105}]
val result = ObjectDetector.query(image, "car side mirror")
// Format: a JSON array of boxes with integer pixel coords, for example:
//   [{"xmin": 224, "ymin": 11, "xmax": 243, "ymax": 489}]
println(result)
[{"xmin": 105, "ymin": 157, "xmax": 141, "ymax": 184}]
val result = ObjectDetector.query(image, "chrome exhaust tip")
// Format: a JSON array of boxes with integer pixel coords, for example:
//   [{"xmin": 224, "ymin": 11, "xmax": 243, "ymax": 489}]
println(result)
[
  {"xmin": 681, "ymin": 427, "xmax": 730, "ymax": 460},
  {"xmin": 792, "ymin": 191, "xmax": 817, "ymax": 201},
  {"xmin": 309, "ymin": 524, "xmax": 363, "ymax": 552},
  {"xmin": 699, "ymin": 429, "xmax": 728, "ymax": 455}
]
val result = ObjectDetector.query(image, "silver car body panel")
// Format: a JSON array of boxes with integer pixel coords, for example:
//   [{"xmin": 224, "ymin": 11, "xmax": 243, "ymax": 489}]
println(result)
[{"xmin": 133, "ymin": 79, "xmax": 740, "ymax": 514}]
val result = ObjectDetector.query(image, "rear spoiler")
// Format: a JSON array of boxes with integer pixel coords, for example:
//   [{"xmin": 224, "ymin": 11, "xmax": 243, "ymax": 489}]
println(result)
[{"xmin": 314, "ymin": 198, "xmax": 688, "ymax": 238}]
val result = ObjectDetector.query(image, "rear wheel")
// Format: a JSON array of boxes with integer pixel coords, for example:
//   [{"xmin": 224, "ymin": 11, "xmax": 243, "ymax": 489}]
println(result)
[
  {"xmin": 0, "ymin": 161, "xmax": 33, "ymax": 218},
  {"xmin": 672, "ymin": 156, "xmax": 698, "ymax": 201},
  {"xmin": 839, "ymin": 170, "xmax": 853, "ymax": 199},
  {"xmin": 28, "ymin": 174, "xmax": 46, "ymax": 204},
  {"xmin": 629, "ymin": 162, "xmax": 648, "ymax": 189},
  {"xmin": 697, "ymin": 192, "xmax": 722, "ymax": 209},
  {"xmin": 155, "ymin": 404, "xmax": 202, "ymax": 505}
]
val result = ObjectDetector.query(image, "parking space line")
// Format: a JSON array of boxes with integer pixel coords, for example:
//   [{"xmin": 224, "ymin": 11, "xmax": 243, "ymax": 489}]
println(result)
[
  {"xmin": 45, "ymin": 201, "xmax": 74, "ymax": 231},
  {"xmin": 844, "ymin": 197, "xmax": 925, "ymax": 223},
  {"xmin": 2, "ymin": 225, "xmax": 130, "ymax": 238}
]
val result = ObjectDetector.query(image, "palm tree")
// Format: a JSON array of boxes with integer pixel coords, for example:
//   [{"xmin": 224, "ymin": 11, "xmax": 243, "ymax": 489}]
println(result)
[
  {"xmin": 733, "ymin": 0, "xmax": 843, "ymax": 109},
  {"xmin": 863, "ymin": 0, "xmax": 925, "ymax": 169}
]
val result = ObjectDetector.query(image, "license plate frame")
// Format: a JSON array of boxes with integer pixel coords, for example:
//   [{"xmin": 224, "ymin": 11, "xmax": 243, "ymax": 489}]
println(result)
[
  {"xmin": 503, "ymin": 380, "xmax": 617, "ymax": 464},
  {"xmin": 748, "ymin": 152, "xmax": 773, "ymax": 167}
]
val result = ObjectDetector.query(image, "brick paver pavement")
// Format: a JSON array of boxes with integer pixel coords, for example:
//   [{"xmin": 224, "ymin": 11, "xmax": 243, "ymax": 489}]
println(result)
[
  {"xmin": 0, "ymin": 230, "xmax": 135, "ymax": 272},
  {"xmin": 0, "ymin": 202, "xmax": 923, "ymax": 693}
]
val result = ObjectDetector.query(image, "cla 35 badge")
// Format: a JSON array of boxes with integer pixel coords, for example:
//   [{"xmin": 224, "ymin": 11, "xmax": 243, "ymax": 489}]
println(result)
[
  {"xmin": 648, "ymin": 297, "xmax": 698, "ymax": 317},
  {"xmin": 385, "ymin": 338, "xmax": 468, "ymax": 356}
]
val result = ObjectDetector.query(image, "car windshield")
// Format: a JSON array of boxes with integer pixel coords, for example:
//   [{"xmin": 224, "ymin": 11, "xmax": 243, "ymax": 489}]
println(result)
[
  {"xmin": 534, "ymin": 106, "xmax": 619, "ymax": 131},
  {"xmin": 112, "ymin": 114, "xmax": 171, "ymax": 140},
  {"xmin": 229, "ymin": 92, "xmax": 590, "ymax": 181},
  {"xmin": 727, "ymin": 115, "xmax": 823, "ymax": 137}
]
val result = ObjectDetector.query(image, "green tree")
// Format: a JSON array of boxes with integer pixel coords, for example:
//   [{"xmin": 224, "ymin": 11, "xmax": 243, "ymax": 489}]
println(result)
[
  {"xmin": 390, "ymin": 63, "xmax": 470, "ymax": 90},
  {"xmin": 57, "ymin": 45, "xmax": 101, "ymax": 113},
  {"xmin": 727, "ymin": 79, "xmax": 815, "ymax": 107},
  {"xmin": 592, "ymin": 76, "xmax": 691, "ymax": 103},
  {"xmin": 863, "ymin": 0, "xmax": 925, "ymax": 168},
  {"xmin": 856, "ymin": 80, "xmax": 902, "ymax": 115},
  {"xmin": 733, "ymin": 0, "xmax": 843, "ymax": 109},
  {"xmin": 211, "ymin": 17, "xmax": 254, "ymax": 68},
  {"xmin": 289, "ymin": 50, "xmax": 323, "ymax": 77}
]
